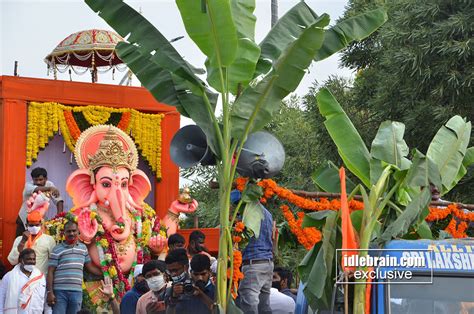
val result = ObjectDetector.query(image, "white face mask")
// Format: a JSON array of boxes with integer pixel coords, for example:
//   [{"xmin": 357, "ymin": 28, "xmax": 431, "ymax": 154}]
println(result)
[
  {"xmin": 146, "ymin": 275, "xmax": 166, "ymax": 291},
  {"xmin": 27, "ymin": 226, "xmax": 41, "ymax": 235},
  {"xmin": 23, "ymin": 264, "xmax": 34, "ymax": 272}
]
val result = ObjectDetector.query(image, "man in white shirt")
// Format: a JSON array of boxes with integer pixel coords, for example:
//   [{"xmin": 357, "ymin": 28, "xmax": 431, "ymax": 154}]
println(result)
[
  {"xmin": 270, "ymin": 287, "xmax": 295, "ymax": 314},
  {"xmin": 16, "ymin": 167, "xmax": 63, "ymax": 237},
  {"xmin": 0, "ymin": 248, "xmax": 46, "ymax": 313},
  {"xmin": 8, "ymin": 211, "xmax": 56, "ymax": 275}
]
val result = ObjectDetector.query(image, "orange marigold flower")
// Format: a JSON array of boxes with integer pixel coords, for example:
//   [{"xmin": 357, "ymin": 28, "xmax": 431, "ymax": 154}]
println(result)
[{"xmin": 234, "ymin": 221, "xmax": 245, "ymax": 233}]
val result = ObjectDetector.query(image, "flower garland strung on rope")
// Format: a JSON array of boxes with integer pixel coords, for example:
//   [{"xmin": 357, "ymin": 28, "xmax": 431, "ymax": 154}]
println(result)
[
  {"xmin": 235, "ymin": 177, "xmax": 365, "ymax": 211},
  {"xmin": 26, "ymin": 102, "xmax": 164, "ymax": 179},
  {"xmin": 425, "ymin": 204, "xmax": 474, "ymax": 238},
  {"xmin": 281, "ymin": 205, "xmax": 322, "ymax": 250}
]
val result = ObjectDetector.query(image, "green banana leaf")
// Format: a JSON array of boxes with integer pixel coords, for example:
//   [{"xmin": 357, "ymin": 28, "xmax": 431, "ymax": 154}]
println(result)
[
  {"xmin": 369, "ymin": 121, "xmax": 411, "ymax": 184},
  {"xmin": 254, "ymin": 2, "xmax": 319, "ymax": 76},
  {"xmin": 298, "ymin": 211, "xmax": 338, "ymax": 310},
  {"xmin": 302, "ymin": 210, "xmax": 334, "ymax": 229},
  {"xmin": 85, "ymin": 0, "xmax": 204, "ymax": 88},
  {"xmin": 379, "ymin": 188, "xmax": 431, "ymax": 243},
  {"xmin": 312, "ymin": 160, "xmax": 355, "ymax": 193},
  {"xmin": 176, "ymin": 0, "xmax": 238, "ymax": 67},
  {"xmin": 206, "ymin": 0, "xmax": 261, "ymax": 94},
  {"xmin": 317, "ymin": 88, "xmax": 371, "ymax": 187},
  {"xmin": 231, "ymin": 15, "xmax": 330, "ymax": 140},
  {"xmin": 445, "ymin": 146, "xmax": 474, "ymax": 192},
  {"xmin": 405, "ymin": 150, "xmax": 441, "ymax": 189},
  {"xmin": 315, "ymin": 7, "xmax": 388, "ymax": 61},
  {"xmin": 427, "ymin": 115, "xmax": 471, "ymax": 194},
  {"xmin": 117, "ymin": 43, "xmax": 222, "ymax": 157},
  {"xmin": 242, "ymin": 201, "xmax": 264, "ymax": 238}
]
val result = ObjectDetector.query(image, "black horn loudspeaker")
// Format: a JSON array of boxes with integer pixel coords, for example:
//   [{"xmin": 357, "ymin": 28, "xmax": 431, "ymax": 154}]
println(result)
[{"xmin": 170, "ymin": 125, "xmax": 215, "ymax": 168}]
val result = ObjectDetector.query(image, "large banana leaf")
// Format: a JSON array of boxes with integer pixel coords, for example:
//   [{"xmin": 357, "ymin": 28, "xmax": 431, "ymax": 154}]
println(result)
[
  {"xmin": 254, "ymin": 2, "xmax": 319, "ymax": 77},
  {"xmin": 369, "ymin": 121, "xmax": 411, "ymax": 184},
  {"xmin": 230, "ymin": 15, "xmax": 329, "ymax": 140},
  {"xmin": 445, "ymin": 146, "xmax": 474, "ymax": 192},
  {"xmin": 206, "ymin": 0, "xmax": 261, "ymax": 94},
  {"xmin": 242, "ymin": 201, "xmax": 264, "ymax": 238},
  {"xmin": 117, "ymin": 43, "xmax": 222, "ymax": 156},
  {"xmin": 315, "ymin": 7, "xmax": 388, "ymax": 61},
  {"xmin": 312, "ymin": 160, "xmax": 355, "ymax": 193},
  {"xmin": 317, "ymin": 88, "xmax": 371, "ymax": 187},
  {"xmin": 85, "ymin": 0, "xmax": 204, "ymax": 88},
  {"xmin": 379, "ymin": 188, "xmax": 431, "ymax": 243},
  {"xmin": 176, "ymin": 0, "xmax": 238, "ymax": 68},
  {"xmin": 426, "ymin": 116, "xmax": 471, "ymax": 194},
  {"xmin": 298, "ymin": 211, "xmax": 338, "ymax": 310}
]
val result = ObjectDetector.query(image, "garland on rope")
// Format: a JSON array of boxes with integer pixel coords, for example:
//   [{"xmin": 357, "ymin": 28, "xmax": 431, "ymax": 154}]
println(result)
[
  {"xmin": 235, "ymin": 178, "xmax": 474, "ymax": 247},
  {"xmin": 26, "ymin": 102, "xmax": 164, "ymax": 179}
]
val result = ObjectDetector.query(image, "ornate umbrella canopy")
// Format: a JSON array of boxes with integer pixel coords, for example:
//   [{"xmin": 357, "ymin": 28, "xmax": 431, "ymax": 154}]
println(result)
[{"xmin": 45, "ymin": 29, "xmax": 128, "ymax": 82}]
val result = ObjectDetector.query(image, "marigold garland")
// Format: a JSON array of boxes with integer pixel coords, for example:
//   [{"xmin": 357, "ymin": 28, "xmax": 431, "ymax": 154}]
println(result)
[
  {"xmin": 425, "ymin": 204, "xmax": 473, "ymax": 238},
  {"xmin": 228, "ymin": 250, "xmax": 244, "ymax": 299},
  {"xmin": 281, "ymin": 205, "xmax": 322, "ymax": 250},
  {"xmin": 26, "ymin": 102, "xmax": 163, "ymax": 179}
]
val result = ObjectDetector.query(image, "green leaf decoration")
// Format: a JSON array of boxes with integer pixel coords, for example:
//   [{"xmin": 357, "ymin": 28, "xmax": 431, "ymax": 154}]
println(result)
[
  {"xmin": 298, "ymin": 211, "xmax": 338, "ymax": 310},
  {"xmin": 312, "ymin": 160, "xmax": 356, "ymax": 193},
  {"xmin": 316, "ymin": 88, "xmax": 371, "ymax": 186},
  {"xmin": 254, "ymin": 2, "xmax": 319, "ymax": 76},
  {"xmin": 315, "ymin": 7, "xmax": 388, "ymax": 61},
  {"xmin": 176, "ymin": 0, "xmax": 238, "ymax": 67},
  {"xmin": 85, "ymin": 0, "xmax": 205, "ymax": 88},
  {"xmin": 446, "ymin": 146, "xmax": 474, "ymax": 192},
  {"xmin": 242, "ymin": 201, "xmax": 264, "ymax": 238},
  {"xmin": 427, "ymin": 115, "xmax": 471, "ymax": 194},
  {"xmin": 206, "ymin": 0, "xmax": 261, "ymax": 94},
  {"xmin": 241, "ymin": 182, "xmax": 263, "ymax": 203},
  {"xmin": 379, "ymin": 188, "xmax": 431, "ymax": 243},
  {"xmin": 231, "ymin": 15, "xmax": 330, "ymax": 140},
  {"xmin": 302, "ymin": 210, "xmax": 334, "ymax": 229}
]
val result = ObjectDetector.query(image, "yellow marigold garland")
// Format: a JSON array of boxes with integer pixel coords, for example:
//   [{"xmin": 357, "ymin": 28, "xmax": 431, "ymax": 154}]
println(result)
[{"xmin": 26, "ymin": 102, "xmax": 164, "ymax": 179}]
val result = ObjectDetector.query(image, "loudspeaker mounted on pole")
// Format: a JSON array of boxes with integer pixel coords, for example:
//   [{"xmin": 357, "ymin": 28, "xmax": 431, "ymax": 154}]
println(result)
[
  {"xmin": 169, "ymin": 125, "xmax": 215, "ymax": 168},
  {"xmin": 170, "ymin": 126, "xmax": 285, "ymax": 179}
]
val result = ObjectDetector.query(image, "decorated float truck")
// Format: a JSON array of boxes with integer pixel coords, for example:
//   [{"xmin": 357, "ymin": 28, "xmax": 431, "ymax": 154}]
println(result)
[{"xmin": 295, "ymin": 238, "xmax": 474, "ymax": 314}]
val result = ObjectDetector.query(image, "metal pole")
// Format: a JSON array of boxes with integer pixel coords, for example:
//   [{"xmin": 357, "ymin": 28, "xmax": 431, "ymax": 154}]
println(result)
[{"xmin": 13, "ymin": 61, "xmax": 18, "ymax": 76}]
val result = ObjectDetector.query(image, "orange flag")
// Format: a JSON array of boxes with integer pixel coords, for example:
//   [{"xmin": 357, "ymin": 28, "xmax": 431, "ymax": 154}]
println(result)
[{"xmin": 339, "ymin": 167, "xmax": 358, "ymax": 271}]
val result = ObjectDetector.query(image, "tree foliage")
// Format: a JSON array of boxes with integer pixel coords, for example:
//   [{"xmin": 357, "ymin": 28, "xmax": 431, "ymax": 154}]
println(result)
[{"xmin": 337, "ymin": 0, "xmax": 474, "ymax": 202}]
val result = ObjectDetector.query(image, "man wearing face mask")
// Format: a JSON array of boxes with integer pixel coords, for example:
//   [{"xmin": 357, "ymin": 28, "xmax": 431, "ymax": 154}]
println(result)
[
  {"xmin": 136, "ymin": 260, "xmax": 168, "ymax": 314},
  {"xmin": 47, "ymin": 221, "xmax": 102, "ymax": 314},
  {"xmin": 165, "ymin": 251, "xmax": 215, "ymax": 314},
  {"xmin": 0, "ymin": 248, "xmax": 47, "ymax": 313},
  {"xmin": 120, "ymin": 264, "xmax": 149, "ymax": 313},
  {"xmin": 8, "ymin": 211, "xmax": 56, "ymax": 276}
]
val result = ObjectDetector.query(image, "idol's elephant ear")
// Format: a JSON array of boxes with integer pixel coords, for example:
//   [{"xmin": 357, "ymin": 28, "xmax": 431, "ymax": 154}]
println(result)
[
  {"xmin": 129, "ymin": 169, "xmax": 152, "ymax": 208},
  {"xmin": 66, "ymin": 169, "xmax": 97, "ymax": 210}
]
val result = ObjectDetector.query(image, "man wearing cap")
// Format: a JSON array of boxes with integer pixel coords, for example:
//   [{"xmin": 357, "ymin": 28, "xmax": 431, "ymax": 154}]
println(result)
[
  {"xmin": 8, "ymin": 211, "xmax": 56, "ymax": 276},
  {"xmin": 120, "ymin": 264, "xmax": 149, "ymax": 314}
]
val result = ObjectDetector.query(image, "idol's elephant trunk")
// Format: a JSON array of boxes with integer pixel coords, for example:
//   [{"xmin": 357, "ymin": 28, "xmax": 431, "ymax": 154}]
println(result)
[{"xmin": 108, "ymin": 186, "xmax": 126, "ymax": 223}]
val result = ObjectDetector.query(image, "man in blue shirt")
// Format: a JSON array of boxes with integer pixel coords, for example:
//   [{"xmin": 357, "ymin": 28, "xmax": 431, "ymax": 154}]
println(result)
[
  {"xmin": 233, "ymin": 190, "xmax": 274, "ymax": 314},
  {"xmin": 120, "ymin": 264, "xmax": 149, "ymax": 313}
]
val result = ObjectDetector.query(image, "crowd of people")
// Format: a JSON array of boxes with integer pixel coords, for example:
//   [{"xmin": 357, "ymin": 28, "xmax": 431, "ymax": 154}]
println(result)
[{"xmin": 0, "ymin": 168, "xmax": 300, "ymax": 313}]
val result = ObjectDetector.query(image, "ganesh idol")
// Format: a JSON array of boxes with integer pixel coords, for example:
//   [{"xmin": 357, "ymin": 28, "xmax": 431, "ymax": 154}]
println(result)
[{"xmin": 66, "ymin": 125, "xmax": 167, "ymax": 288}]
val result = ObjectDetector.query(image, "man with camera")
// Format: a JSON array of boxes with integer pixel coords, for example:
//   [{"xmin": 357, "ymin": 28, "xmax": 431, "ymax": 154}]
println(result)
[{"xmin": 165, "ymin": 249, "xmax": 215, "ymax": 314}]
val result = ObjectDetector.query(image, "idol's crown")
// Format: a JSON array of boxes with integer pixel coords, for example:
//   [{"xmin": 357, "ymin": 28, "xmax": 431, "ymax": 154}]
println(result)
[{"xmin": 88, "ymin": 127, "xmax": 136, "ymax": 172}]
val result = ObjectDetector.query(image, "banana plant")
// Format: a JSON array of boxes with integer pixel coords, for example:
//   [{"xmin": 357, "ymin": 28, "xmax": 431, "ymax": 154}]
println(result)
[
  {"xmin": 85, "ymin": 0, "xmax": 387, "ymax": 310},
  {"xmin": 301, "ymin": 88, "xmax": 472, "ymax": 312}
]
